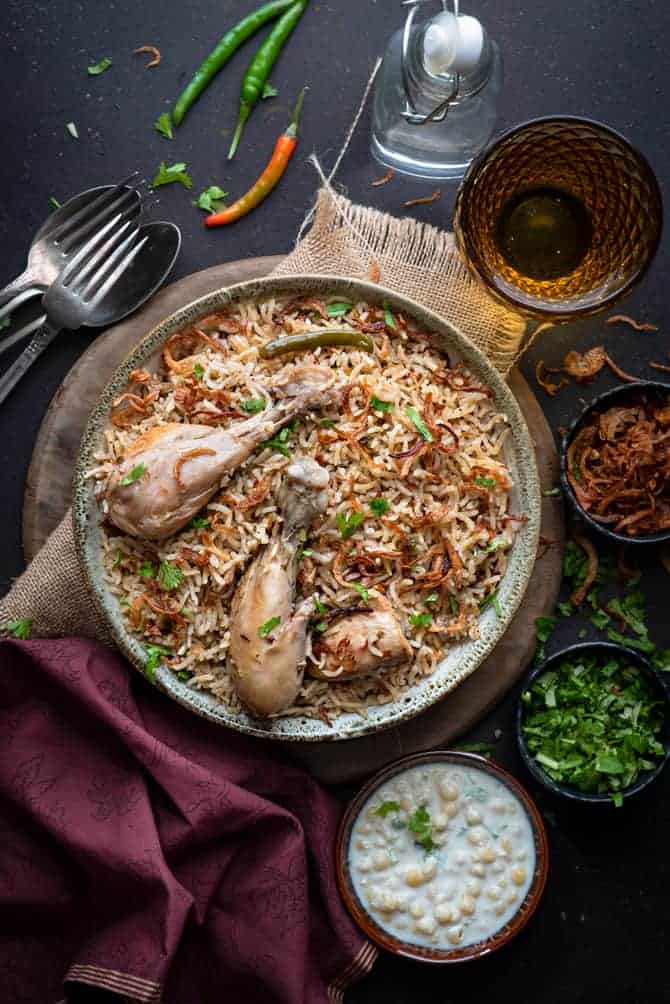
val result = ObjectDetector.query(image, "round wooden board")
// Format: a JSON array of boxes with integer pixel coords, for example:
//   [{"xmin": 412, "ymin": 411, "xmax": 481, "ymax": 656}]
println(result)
[{"xmin": 23, "ymin": 255, "xmax": 564, "ymax": 785}]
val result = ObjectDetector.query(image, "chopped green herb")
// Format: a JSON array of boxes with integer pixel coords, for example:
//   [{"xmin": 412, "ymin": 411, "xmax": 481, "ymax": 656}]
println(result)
[
  {"xmin": 319, "ymin": 418, "xmax": 336, "ymax": 428},
  {"xmin": 151, "ymin": 161, "xmax": 192, "ymax": 190},
  {"xmin": 456, "ymin": 742, "xmax": 496, "ymax": 756},
  {"xmin": 326, "ymin": 301, "xmax": 353, "ymax": 318},
  {"xmin": 557, "ymin": 601, "xmax": 574, "ymax": 617},
  {"xmin": 237, "ymin": 398, "xmax": 265, "ymax": 416},
  {"xmin": 261, "ymin": 424, "xmax": 293, "ymax": 457},
  {"xmin": 521, "ymin": 653, "xmax": 665, "ymax": 803},
  {"xmin": 261, "ymin": 81, "xmax": 278, "ymax": 99},
  {"xmin": 425, "ymin": 593, "xmax": 439, "ymax": 605},
  {"xmin": 351, "ymin": 582, "xmax": 369, "ymax": 602},
  {"xmin": 3, "ymin": 617, "xmax": 33, "ymax": 640},
  {"xmin": 193, "ymin": 363, "xmax": 204, "ymax": 381},
  {"xmin": 48, "ymin": 196, "xmax": 61, "ymax": 212},
  {"xmin": 87, "ymin": 57, "xmax": 112, "ymax": 75},
  {"xmin": 449, "ymin": 594, "xmax": 459, "ymax": 616},
  {"xmin": 66, "ymin": 121, "xmax": 79, "ymax": 139},
  {"xmin": 484, "ymin": 536, "xmax": 507, "ymax": 554},
  {"xmin": 480, "ymin": 590, "xmax": 502, "ymax": 617},
  {"xmin": 313, "ymin": 595, "xmax": 329, "ymax": 616},
  {"xmin": 112, "ymin": 550, "xmax": 123, "ymax": 570},
  {"xmin": 190, "ymin": 517, "xmax": 210, "ymax": 529},
  {"xmin": 407, "ymin": 805, "xmax": 434, "ymax": 854},
  {"xmin": 315, "ymin": 620, "xmax": 328, "ymax": 634},
  {"xmin": 590, "ymin": 608, "xmax": 610, "ymax": 631},
  {"xmin": 157, "ymin": 561, "xmax": 184, "ymax": 592},
  {"xmin": 534, "ymin": 615, "xmax": 557, "ymax": 662},
  {"xmin": 608, "ymin": 592, "xmax": 647, "ymax": 637},
  {"xmin": 375, "ymin": 800, "xmax": 401, "ymax": 817},
  {"xmin": 474, "ymin": 475, "xmax": 497, "ymax": 488},
  {"xmin": 144, "ymin": 644, "xmax": 171, "ymax": 682},
  {"xmin": 298, "ymin": 548, "xmax": 314, "ymax": 559},
  {"xmin": 193, "ymin": 184, "xmax": 228, "ymax": 212},
  {"xmin": 605, "ymin": 628, "xmax": 655, "ymax": 654},
  {"xmin": 139, "ymin": 561, "xmax": 154, "ymax": 579},
  {"xmin": 120, "ymin": 463, "xmax": 146, "ymax": 486},
  {"xmin": 336, "ymin": 510, "xmax": 365, "ymax": 539},
  {"xmin": 652, "ymin": 649, "xmax": 670, "ymax": 672},
  {"xmin": 409, "ymin": 611, "xmax": 432, "ymax": 628},
  {"xmin": 383, "ymin": 300, "xmax": 397, "ymax": 330},
  {"xmin": 154, "ymin": 111, "xmax": 173, "ymax": 139},
  {"xmin": 578, "ymin": 628, "xmax": 588, "ymax": 640},
  {"xmin": 405, "ymin": 405, "xmax": 432, "ymax": 442},
  {"xmin": 176, "ymin": 669, "xmax": 193, "ymax": 683},
  {"xmin": 542, "ymin": 487, "xmax": 561, "ymax": 497},
  {"xmin": 571, "ymin": 454, "xmax": 582, "ymax": 483},
  {"xmin": 369, "ymin": 498, "xmax": 390, "ymax": 517},
  {"xmin": 370, "ymin": 395, "xmax": 394, "ymax": 414},
  {"xmin": 259, "ymin": 616, "xmax": 281, "ymax": 638}
]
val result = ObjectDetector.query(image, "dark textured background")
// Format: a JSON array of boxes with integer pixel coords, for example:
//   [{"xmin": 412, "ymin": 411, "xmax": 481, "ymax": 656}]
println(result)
[{"xmin": 2, "ymin": 1, "xmax": 669, "ymax": 1001}]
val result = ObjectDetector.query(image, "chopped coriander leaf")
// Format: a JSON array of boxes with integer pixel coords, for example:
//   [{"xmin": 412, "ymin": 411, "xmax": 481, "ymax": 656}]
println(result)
[
  {"xmin": 48, "ymin": 196, "xmax": 61, "ymax": 211},
  {"xmin": 534, "ymin": 615, "xmax": 557, "ymax": 662},
  {"xmin": 190, "ymin": 517, "xmax": 210, "ymax": 529},
  {"xmin": 474, "ymin": 475, "xmax": 497, "ymax": 488},
  {"xmin": 315, "ymin": 620, "xmax": 328, "ymax": 633},
  {"xmin": 578, "ymin": 628, "xmax": 588, "ymax": 639},
  {"xmin": 319, "ymin": 418, "xmax": 336, "ymax": 428},
  {"xmin": 370, "ymin": 395, "xmax": 393, "ymax": 413},
  {"xmin": 542, "ymin": 487, "xmax": 561, "ymax": 497},
  {"xmin": 405, "ymin": 405, "xmax": 432, "ymax": 442},
  {"xmin": 369, "ymin": 497, "xmax": 390, "ymax": 517},
  {"xmin": 407, "ymin": 805, "xmax": 434, "ymax": 854},
  {"xmin": 112, "ymin": 550, "xmax": 123, "ymax": 569},
  {"xmin": 456, "ymin": 742, "xmax": 496, "ymax": 755},
  {"xmin": 351, "ymin": 582, "xmax": 369, "ymax": 602},
  {"xmin": 157, "ymin": 561, "xmax": 184, "ymax": 592},
  {"xmin": 484, "ymin": 536, "xmax": 507, "ymax": 553},
  {"xmin": 120, "ymin": 463, "xmax": 146, "ymax": 486},
  {"xmin": 3, "ymin": 617, "xmax": 33, "ymax": 640},
  {"xmin": 521, "ymin": 653, "xmax": 664, "ymax": 802},
  {"xmin": 608, "ymin": 592, "xmax": 647, "ymax": 637},
  {"xmin": 139, "ymin": 561, "xmax": 154, "ymax": 579},
  {"xmin": 193, "ymin": 185, "xmax": 228, "ymax": 212},
  {"xmin": 261, "ymin": 424, "xmax": 293, "ymax": 457},
  {"xmin": 176, "ymin": 669, "xmax": 193, "ymax": 682},
  {"xmin": 193, "ymin": 363, "xmax": 204, "ymax": 380},
  {"xmin": 259, "ymin": 616, "xmax": 281, "ymax": 638},
  {"xmin": 336, "ymin": 510, "xmax": 365, "ymax": 539},
  {"xmin": 409, "ymin": 611, "xmax": 432, "ymax": 628},
  {"xmin": 87, "ymin": 57, "xmax": 112, "ymax": 75},
  {"xmin": 425, "ymin": 593, "xmax": 439, "ymax": 605},
  {"xmin": 151, "ymin": 161, "xmax": 192, "ymax": 190},
  {"xmin": 326, "ymin": 301, "xmax": 353, "ymax": 317},
  {"xmin": 383, "ymin": 300, "xmax": 397, "ymax": 329},
  {"xmin": 240, "ymin": 398, "xmax": 266, "ymax": 414},
  {"xmin": 313, "ymin": 595, "xmax": 329, "ymax": 615},
  {"xmin": 66, "ymin": 121, "xmax": 79, "ymax": 139},
  {"xmin": 605, "ymin": 628, "xmax": 655, "ymax": 654},
  {"xmin": 261, "ymin": 81, "xmax": 278, "ymax": 99},
  {"xmin": 480, "ymin": 590, "xmax": 502, "ymax": 617},
  {"xmin": 154, "ymin": 111, "xmax": 173, "ymax": 139},
  {"xmin": 375, "ymin": 800, "xmax": 401, "ymax": 817},
  {"xmin": 590, "ymin": 608, "xmax": 610, "ymax": 631},
  {"xmin": 144, "ymin": 644, "xmax": 171, "ymax": 682},
  {"xmin": 612, "ymin": 791, "xmax": 624, "ymax": 808},
  {"xmin": 298, "ymin": 548, "xmax": 313, "ymax": 559},
  {"xmin": 557, "ymin": 601, "xmax": 574, "ymax": 617},
  {"xmin": 652, "ymin": 649, "xmax": 670, "ymax": 673},
  {"xmin": 449, "ymin": 594, "xmax": 459, "ymax": 616}
]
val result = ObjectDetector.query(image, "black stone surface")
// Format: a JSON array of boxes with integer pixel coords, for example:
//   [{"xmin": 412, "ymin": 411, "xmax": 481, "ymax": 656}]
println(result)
[{"xmin": 1, "ymin": 1, "xmax": 669, "ymax": 1001}]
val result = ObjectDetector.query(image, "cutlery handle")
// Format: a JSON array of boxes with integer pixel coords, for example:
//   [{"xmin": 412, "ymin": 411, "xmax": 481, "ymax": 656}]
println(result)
[{"xmin": 0, "ymin": 322, "xmax": 60, "ymax": 406}]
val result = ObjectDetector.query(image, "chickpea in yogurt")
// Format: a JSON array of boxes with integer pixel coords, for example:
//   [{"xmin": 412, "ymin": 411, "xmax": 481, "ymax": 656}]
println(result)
[{"xmin": 349, "ymin": 763, "xmax": 535, "ymax": 949}]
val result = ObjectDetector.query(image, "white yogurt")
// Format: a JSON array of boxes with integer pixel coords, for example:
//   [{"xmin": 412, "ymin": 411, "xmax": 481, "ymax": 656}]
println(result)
[{"xmin": 349, "ymin": 763, "xmax": 536, "ymax": 949}]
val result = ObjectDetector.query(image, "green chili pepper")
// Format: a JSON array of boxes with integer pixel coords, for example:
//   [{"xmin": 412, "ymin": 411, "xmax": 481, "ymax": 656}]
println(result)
[
  {"xmin": 259, "ymin": 329, "xmax": 374, "ymax": 359},
  {"xmin": 172, "ymin": 0, "xmax": 297, "ymax": 127},
  {"xmin": 228, "ymin": 0, "xmax": 308, "ymax": 160}
]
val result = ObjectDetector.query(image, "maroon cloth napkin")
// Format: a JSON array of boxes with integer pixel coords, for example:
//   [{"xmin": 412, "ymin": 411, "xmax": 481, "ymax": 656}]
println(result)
[{"xmin": 0, "ymin": 638, "xmax": 376, "ymax": 1004}]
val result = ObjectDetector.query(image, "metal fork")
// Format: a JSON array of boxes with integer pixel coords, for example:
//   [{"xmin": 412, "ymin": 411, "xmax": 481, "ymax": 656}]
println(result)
[{"xmin": 0, "ymin": 215, "xmax": 149, "ymax": 405}]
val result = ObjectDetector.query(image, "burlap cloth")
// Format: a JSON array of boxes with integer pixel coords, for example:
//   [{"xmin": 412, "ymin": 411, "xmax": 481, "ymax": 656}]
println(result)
[{"xmin": 0, "ymin": 187, "xmax": 525, "ymax": 642}]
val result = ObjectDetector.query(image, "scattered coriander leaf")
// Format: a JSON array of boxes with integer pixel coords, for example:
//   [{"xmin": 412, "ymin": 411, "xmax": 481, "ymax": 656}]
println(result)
[
  {"xmin": 176, "ymin": 669, "xmax": 193, "ymax": 682},
  {"xmin": 240, "ymin": 398, "xmax": 266, "ymax": 414},
  {"xmin": 326, "ymin": 301, "xmax": 353, "ymax": 317},
  {"xmin": 606, "ymin": 628, "xmax": 655, "ymax": 654},
  {"xmin": 66, "ymin": 121, "xmax": 79, "ymax": 139},
  {"xmin": 120, "ymin": 463, "xmax": 146, "ymax": 486},
  {"xmin": 474, "ymin": 475, "xmax": 497, "ymax": 488},
  {"xmin": 87, "ymin": 57, "xmax": 112, "ymax": 75},
  {"xmin": 405, "ymin": 404, "xmax": 432, "ymax": 442},
  {"xmin": 193, "ymin": 363, "xmax": 204, "ymax": 381},
  {"xmin": 351, "ymin": 582, "xmax": 369, "ymax": 602},
  {"xmin": 456, "ymin": 742, "xmax": 496, "ymax": 755},
  {"xmin": 407, "ymin": 805, "xmax": 434, "ymax": 854},
  {"xmin": 652, "ymin": 649, "xmax": 670, "ymax": 673},
  {"xmin": 369, "ymin": 497, "xmax": 390, "ymax": 517},
  {"xmin": 425, "ymin": 593, "xmax": 439, "ymax": 605},
  {"xmin": 299, "ymin": 548, "xmax": 314, "ymax": 559},
  {"xmin": 449, "ymin": 594, "xmax": 459, "ymax": 616},
  {"xmin": 383, "ymin": 300, "xmax": 397, "ymax": 329},
  {"xmin": 154, "ymin": 111, "xmax": 173, "ymax": 139},
  {"xmin": 557, "ymin": 601, "xmax": 574, "ymax": 617},
  {"xmin": 319, "ymin": 418, "xmax": 336, "ymax": 428},
  {"xmin": 409, "ymin": 611, "xmax": 432, "ymax": 628},
  {"xmin": 370, "ymin": 395, "xmax": 394, "ymax": 413},
  {"xmin": 542, "ymin": 487, "xmax": 561, "ymax": 497},
  {"xmin": 112, "ymin": 550, "xmax": 123, "ymax": 569},
  {"xmin": 261, "ymin": 81, "xmax": 278, "ymax": 99},
  {"xmin": 151, "ymin": 161, "xmax": 192, "ymax": 190},
  {"xmin": 336, "ymin": 510, "xmax": 365, "ymax": 539},
  {"xmin": 484, "ymin": 536, "xmax": 507, "ymax": 553},
  {"xmin": 139, "ymin": 561, "xmax": 154, "ymax": 579},
  {"xmin": 190, "ymin": 517, "xmax": 210, "ymax": 529},
  {"xmin": 534, "ymin": 615, "xmax": 557, "ymax": 662},
  {"xmin": 590, "ymin": 608, "xmax": 610, "ymax": 631},
  {"xmin": 157, "ymin": 560, "xmax": 184, "ymax": 592},
  {"xmin": 48, "ymin": 196, "xmax": 61, "ymax": 211},
  {"xmin": 3, "ymin": 617, "xmax": 33, "ymax": 640},
  {"xmin": 313, "ymin": 595, "xmax": 329, "ymax": 616},
  {"xmin": 480, "ymin": 590, "xmax": 502, "ymax": 617},
  {"xmin": 145, "ymin": 644, "xmax": 171, "ymax": 682},
  {"xmin": 315, "ymin": 620, "xmax": 328, "ymax": 633},
  {"xmin": 259, "ymin": 615, "xmax": 281, "ymax": 638},
  {"xmin": 578, "ymin": 627, "xmax": 588, "ymax": 639},
  {"xmin": 193, "ymin": 184, "xmax": 228, "ymax": 212},
  {"xmin": 375, "ymin": 800, "xmax": 401, "ymax": 817}
]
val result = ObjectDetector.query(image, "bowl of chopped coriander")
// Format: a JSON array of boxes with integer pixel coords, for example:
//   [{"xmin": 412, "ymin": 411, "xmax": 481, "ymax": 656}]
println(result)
[{"xmin": 517, "ymin": 642, "xmax": 670, "ymax": 806}]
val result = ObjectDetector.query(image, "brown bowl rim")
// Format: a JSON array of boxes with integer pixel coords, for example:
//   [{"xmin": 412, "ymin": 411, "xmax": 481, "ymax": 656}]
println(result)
[
  {"xmin": 335, "ymin": 750, "xmax": 549, "ymax": 963},
  {"xmin": 454, "ymin": 115, "xmax": 663, "ymax": 321}
]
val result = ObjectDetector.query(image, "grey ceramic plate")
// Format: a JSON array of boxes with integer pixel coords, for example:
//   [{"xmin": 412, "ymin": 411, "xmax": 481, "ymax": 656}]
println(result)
[{"xmin": 73, "ymin": 275, "xmax": 540, "ymax": 742}]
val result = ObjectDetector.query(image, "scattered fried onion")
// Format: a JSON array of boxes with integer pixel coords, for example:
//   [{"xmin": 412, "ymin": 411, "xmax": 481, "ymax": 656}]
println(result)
[
  {"xmin": 231, "ymin": 475, "xmax": 273, "ymax": 512},
  {"xmin": 173, "ymin": 448, "xmax": 216, "ymax": 489},
  {"xmin": 604, "ymin": 353, "xmax": 639, "ymax": 382},
  {"xmin": 617, "ymin": 546, "xmax": 638, "ymax": 581},
  {"xmin": 563, "ymin": 346, "xmax": 606, "ymax": 382},
  {"xmin": 276, "ymin": 296, "xmax": 327, "ymax": 322},
  {"xmin": 570, "ymin": 532, "xmax": 599, "ymax": 607},
  {"xmin": 134, "ymin": 45, "xmax": 161, "ymax": 68},
  {"xmin": 606, "ymin": 314, "xmax": 658, "ymax": 332},
  {"xmin": 163, "ymin": 329, "xmax": 226, "ymax": 372},
  {"xmin": 650, "ymin": 362, "xmax": 670, "ymax": 374},
  {"xmin": 403, "ymin": 190, "xmax": 441, "ymax": 208},
  {"xmin": 371, "ymin": 168, "xmax": 395, "ymax": 187},
  {"xmin": 536, "ymin": 360, "xmax": 569, "ymax": 396}
]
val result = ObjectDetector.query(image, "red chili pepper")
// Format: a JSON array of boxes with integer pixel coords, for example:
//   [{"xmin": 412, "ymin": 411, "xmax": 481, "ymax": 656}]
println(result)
[{"xmin": 205, "ymin": 88, "xmax": 306, "ymax": 227}]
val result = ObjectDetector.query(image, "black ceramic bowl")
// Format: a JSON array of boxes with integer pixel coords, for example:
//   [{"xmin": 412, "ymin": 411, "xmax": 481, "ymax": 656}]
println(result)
[
  {"xmin": 559, "ymin": 381, "xmax": 670, "ymax": 546},
  {"xmin": 516, "ymin": 642, "xmax": 670, "ymax": 805}
]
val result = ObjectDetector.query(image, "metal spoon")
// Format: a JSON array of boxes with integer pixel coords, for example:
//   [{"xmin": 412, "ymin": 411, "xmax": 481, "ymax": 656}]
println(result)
[
  {"xmin": 0, "ymin": 177, "xmax": 142, "ymax": 311},
  {"xmin": 0, "ymin": 221, "xmax": 181, "ymax": 405}
]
